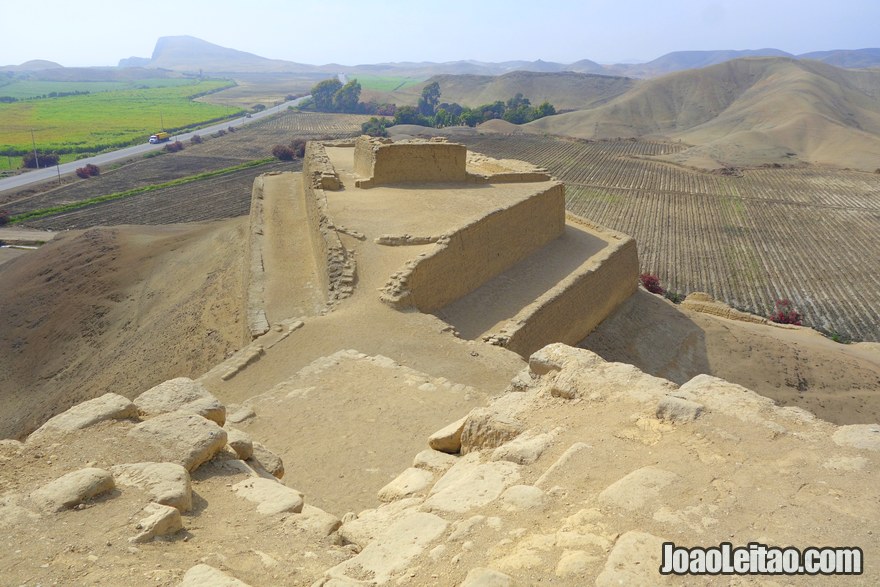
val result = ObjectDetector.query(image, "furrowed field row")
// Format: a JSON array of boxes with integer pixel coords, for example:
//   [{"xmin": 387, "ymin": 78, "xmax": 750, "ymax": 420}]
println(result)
[
  {"xmin": 566, "ymin": 181, "xmax": 880, "ymax": 340},
  {"xmin": 26, "ymin": 162, "xmax": 290, "ymax": 230}
]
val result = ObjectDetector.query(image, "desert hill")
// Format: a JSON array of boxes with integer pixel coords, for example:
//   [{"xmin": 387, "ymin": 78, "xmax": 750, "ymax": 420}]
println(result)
[
  {"xmin": 799, "ymin": 47, "xmax": 880, "ymax": 69},
  {"xmin": 106, "ymin": 35, "xmax": 880, "ymax": 79},
  {"xmin": 0, "ymin": 59, "xmax": 64, "ymax": 72},
  {"xmin": 120, "ymin": 35, "xmax": 319, "ymax": 73},
  {"xmin": 390, "ymin": 71, "xmax": 635, "ymax": 112},
  {"xmin": 0, "ymin": 221, "xmax": 248, "ymax": 440},
  {"xmin": 606, "ymin": 48, "xmax": 794, "ymax": 77},
  {"xmin": 528, "ymin": 57, "xmax": 880, "ymax": 170}
]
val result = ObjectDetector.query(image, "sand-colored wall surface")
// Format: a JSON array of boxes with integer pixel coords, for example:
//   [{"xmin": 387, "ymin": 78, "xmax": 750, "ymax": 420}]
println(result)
[
  {"xmin": 354, "ymin": 136, "xmax": 468, "ymax": 187},
  {"xmin": 502, "ymin": 220, "xmax": 638, "ymax": 357},
  {"xmin": 302, "ymin": 142, "xmax": 355, "ymax": 303},
  {"xmin": 385, "ymin": 183, "xmax": 565, "ymax": 311}
]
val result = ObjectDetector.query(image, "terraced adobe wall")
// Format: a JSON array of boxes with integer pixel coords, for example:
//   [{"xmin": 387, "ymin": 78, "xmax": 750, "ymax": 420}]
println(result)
[
  {"xmin": 244, "ymin": 176, "xmax": 269, "ymax": 339},
  {"xmin": 302, "ymin": 142, "xmax": 354, "ymax": 304},
  {"xmin": 500, "ymin": 217, "xmax": 639, "ymax": 357},
  {"xmin": 383, "ymin": 183, "xmax": 566, "ymax": 311},
  {"xmin": 354, "ymin": 136, "xmax": 468, "ymax": 187}
]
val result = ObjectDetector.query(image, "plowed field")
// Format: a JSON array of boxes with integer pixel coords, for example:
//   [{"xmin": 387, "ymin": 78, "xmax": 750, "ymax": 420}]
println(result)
[{"xmin": 460, "ymin": 135, "xmax": 880, "ymax": 341}]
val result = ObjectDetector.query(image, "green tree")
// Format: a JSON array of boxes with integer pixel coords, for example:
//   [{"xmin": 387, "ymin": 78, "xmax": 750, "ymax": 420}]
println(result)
[
  {"xmin": 506, "ymin": 93, "xmax": 531, "ymax": 110},
  {"xmin": 393, "ymin": 105, "xmax": 430, "ymax": 126},
  {"xmin": 533, "ymin": 101, "xmax": 556, "ymax": 119},
  {"xmin": 333, "ymin": 80, "xmax": 362, "ymax": 113},
  {"xmin": 361, "ymin": 117, "xmax": 390, "ymax": 137},
  {"xmin": 311, "ymin": 78, "xmax": 343, "ymax": 112},
  {"xmin": 418, "ymin": 81, "xmax": 441, "ymax": 116}
]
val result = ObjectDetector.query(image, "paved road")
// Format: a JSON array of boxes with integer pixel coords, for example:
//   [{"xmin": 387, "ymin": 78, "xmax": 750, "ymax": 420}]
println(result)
[{"xmin": 0, "ymin": 95, "xmax": 310, "ymax": 195}]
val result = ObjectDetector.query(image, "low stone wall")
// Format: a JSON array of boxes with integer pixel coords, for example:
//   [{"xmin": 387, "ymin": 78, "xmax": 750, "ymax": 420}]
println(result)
[
  {"xmin": 354, "ymin": 136, "xmax": 468, "ymax": 188},
  {"xmin": 303, "ymin": 142, "xmax": 355, "ymax": 304},
  {"xmin": 382, "ymin": 183, "xmax": 565, "ymax": 311},
  {"xmin": 244, "ymin": 176, "xmax": 270, "ymax": 339},
  {"xmin": 492, "ymin": 217, "xmax": 639, "ymax": 357}
]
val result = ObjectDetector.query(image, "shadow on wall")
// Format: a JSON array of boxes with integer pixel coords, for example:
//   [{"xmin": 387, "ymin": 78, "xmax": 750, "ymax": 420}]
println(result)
[{"xmin": 579, "ymin": 288, "xmax": 711, "ymax": 386}]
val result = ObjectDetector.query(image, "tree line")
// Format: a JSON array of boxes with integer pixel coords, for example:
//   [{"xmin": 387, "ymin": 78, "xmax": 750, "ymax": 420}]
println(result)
[{"xmin": 302, "ymin": 79, "xmax": 556, "ymax": 137}]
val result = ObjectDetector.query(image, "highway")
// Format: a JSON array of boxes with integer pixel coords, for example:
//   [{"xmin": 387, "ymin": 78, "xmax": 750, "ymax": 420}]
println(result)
[{"xmin": 0, "ymin": 95, "xmax": 310, "ymax": 194}]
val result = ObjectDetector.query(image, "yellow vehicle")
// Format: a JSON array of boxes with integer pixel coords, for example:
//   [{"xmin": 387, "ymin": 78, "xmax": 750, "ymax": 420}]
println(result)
[{"xmin": 148, "ymin": 131, "xmax": 171, "ymax": 144}]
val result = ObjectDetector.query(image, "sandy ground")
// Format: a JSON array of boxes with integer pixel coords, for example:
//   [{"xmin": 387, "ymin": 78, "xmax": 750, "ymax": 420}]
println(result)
[
  {"xmin": 0, "ymin": 220, "xmax": 248, "ymax": 440},
  {"xmin": 582, "ymin": 289, "xmax": 880, "ymax": 425}
]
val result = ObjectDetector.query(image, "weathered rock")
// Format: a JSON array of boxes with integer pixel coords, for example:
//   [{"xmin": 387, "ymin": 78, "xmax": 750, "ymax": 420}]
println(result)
[
  {"xmin": 498, "ymin": 484, "xmax": 547, "ymax": 511},
  {"xmin": 377, "ymin": 467, "xmax": 434, "ymax": 502},
  {"xmin": 678, "ymin": 375, "xmax": 777, "ymax": 427},
  {"xmin": 491, "ymin": 431, "xmax": 553, "ymax": 465},
  {"xmin": 248, "ymin": 441, "xmax": 284, "ymax": 478},
  {"xmin": 233, "ymin": 477, "xmax": 304, "ymax": 515},
  {"xmin": 129, "ymin": 502, "xmax": 182, "ymax": 543},
  {"xmin": 226, "ymin": 404, "xmax": 256, "ymax": 424},
  {"xmin": 595, "ymin": 531, "xmax": 671, "ymax": 586},
  {"xmin": 0, "ymin": 439, "xmax": 25, "ymax": 456},
  {"xmin": 285, "ymin": 504, "xmax": 341, "ymax": 537},
  {"xmin": 460, "ymin": 567, "xmax": 513, "ymax": 586},
  {"xmin": 413, "ymin": 448, "xmax": 458, "ymax": 473},
  {"xmin": 134, "ymin": 377, "xmax": 226, "ymax": 426},
  {"xmin": 832, "ymin": 424, "xmax": 880, "ymax": 451},
  {"xmin": 535, "ymin": 442, "xmax": 592, "ymax": 489},
  {"xmin": 598, "ymin": 466, "xmax": 679, "ymax": 511},
  {"xmin": 111, "ymin": 462, "xmax": 192, "ymax": 512},
  {"xmin": 428, "ymin": 416, "xmax": 467, "ymax": 454},
  {"xmin": 29, "ymin": 393, "xmax": 137, "ymax": 441},
  {"xmin": 656, "ymin": 395, "xmax": 704, "ymax": 423},
  {"xmin": 423, "ymin": 453, "xmax": 521, "ymax": 514},
  {"xmin": 31, "ymin": 467, "xmax": 115, "ymax": 512},
  {"xmin": 127, "ymin": 413, "xmax": 227, "ymax": 472},
  {"xmin": 181, "ymin": 564, "xmax": 252, "ymax": 586},
  {"xmin": 555, "ymin": 550, "xmax": 598, "ymax": 578},
  {"xmin": 337, "ymin": 498, "xmax": 423, "ymax": 549},
  {"xmin": 327, "ymin": 511, "xmax": 448, "ymax": 584},
  {"xmin": 460, "ymin": 408, "xmax": 525, "ymax": 454},
  {"xmin": 225, "ymin": 426, "xmax": 254, "ymax": 460}
]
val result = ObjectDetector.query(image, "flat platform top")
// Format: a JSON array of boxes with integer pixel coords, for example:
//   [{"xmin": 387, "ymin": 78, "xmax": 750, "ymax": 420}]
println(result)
[{"xmin": 325, "ymin": 146, "xmax": 558, "ymax": 238}]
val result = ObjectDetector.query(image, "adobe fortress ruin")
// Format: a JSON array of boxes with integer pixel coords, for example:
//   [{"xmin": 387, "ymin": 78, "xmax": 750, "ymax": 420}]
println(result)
[{"xmin": 269, "ymin": 135, "xmax": 639, "ymax": 356}]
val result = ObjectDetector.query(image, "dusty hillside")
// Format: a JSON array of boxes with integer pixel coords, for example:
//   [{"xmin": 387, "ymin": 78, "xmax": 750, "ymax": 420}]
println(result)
[
  {"xmin": 529, "ymin": 57, "xmax": 880, "ymax": 170},
  {"xmin": 581, "ymin": 290, "xmax": 880, "ymax": 425},
  {"xmin": 0, "ymin": 220, "xmax": 248, "ymax": 440},
  {"xmin": 385, "ymin": 71, "xmax": 636, "ymax": 111}
]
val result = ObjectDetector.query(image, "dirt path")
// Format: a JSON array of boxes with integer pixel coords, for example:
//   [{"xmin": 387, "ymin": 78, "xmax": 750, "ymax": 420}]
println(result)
[{"xmin": 260, "ymin": 173, "xmax": 324, "ymax": 324}]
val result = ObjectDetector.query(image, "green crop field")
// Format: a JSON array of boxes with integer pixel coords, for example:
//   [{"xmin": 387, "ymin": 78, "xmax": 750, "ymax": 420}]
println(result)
[
  {"xmin": 0, "ymin": 80, "xmax": 241, "ymax": 161},
  {"xmin": 356, "ymin": 75, "xmax": 424, "ymax": 92},
  {"xmin": 0, "ymin": 78, "xmax": 197, "ymax": 100}
]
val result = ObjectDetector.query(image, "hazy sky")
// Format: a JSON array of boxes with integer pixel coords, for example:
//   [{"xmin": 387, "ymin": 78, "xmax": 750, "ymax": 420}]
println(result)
[{"xmin": 2, "ymin": 0, "xmax": 878, "ymax": 67}]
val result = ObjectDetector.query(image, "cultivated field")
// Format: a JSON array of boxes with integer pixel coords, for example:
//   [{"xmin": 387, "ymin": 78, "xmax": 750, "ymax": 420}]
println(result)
[
  {"xmin": 0, "ymin": 80, "xmax": 238, "ymax": 163},
  {"xmin": 7, "ymin": 110, "xmax": 369, "ymax": 228},
  {"xmin": 460, "ymin": 135, "xmax": 880, "ymax": 341}
]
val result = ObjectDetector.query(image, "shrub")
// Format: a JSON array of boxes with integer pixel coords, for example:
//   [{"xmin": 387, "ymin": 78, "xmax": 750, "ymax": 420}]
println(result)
[
  {"xmin": 362, "ymin": 117, "xmax": 390, "ymax": 137},
  {"xmin": 22, "ymin": 152, "xmax": 60, "ymax": 168},
  {"xmin": 272, "ymin": 144, "xmax": 295, "ymax": 161},
  {"xmin": 0, "ymin": 210, "xmax": 10, "ymax": 226},
  {"xmin": 768, "ymin": 299, "xmax": 802, "ymax": 325},
  {"xmin": 664, "ymin": 290, "xmax": 684, "ymax": 304},
  {"xmin": 75, "ymin": 163, "xmax": 99, "ymax": 179},
  {"xmin": 290, "ymin": 139, "xmax": 307, "ymax": 158},
  {"xmin": 227, "ymin": 126, "xmax": 236, "ymax": 133},
  {"xmin": 164, "ymin": 141, "xmax": 184, "ymax": 153},
  {"xmin": 639, "ymin": 273, "xmax": 664, "ymax": 295},
  {"xmin": 190, "ymin": 134, "xmax": 203, "ymax": 144}
]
